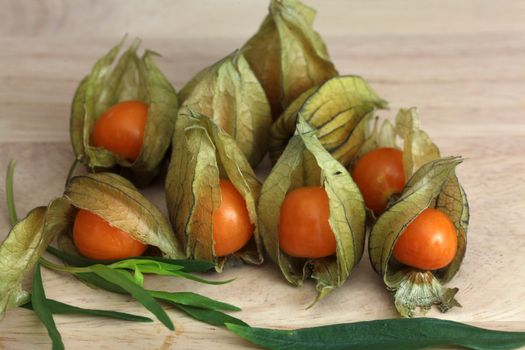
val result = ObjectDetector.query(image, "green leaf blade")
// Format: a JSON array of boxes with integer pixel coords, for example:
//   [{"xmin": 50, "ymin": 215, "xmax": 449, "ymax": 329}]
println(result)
[
  {"xmin": 6, "ymin": 159, "xmax": 18, "ymax": 227},
  {"xmin": 171, "ymin": 270, "xmax": 234, "ymax": 285},
  {"xmin": 31, "ymin": 264, "xmax": 64, "ymax": 350},
  {"xmin": 47, "ymin": 246, "xmax": 213, "ymax": 272},
  {"xmin": 151, "ymin": 291, "xmax": 240, "ymax": 311},
  {"xmin": 22, "ymin": 299, "xmax": 152, "ymax": 323},
  {"xmin": 173, "ymin": 304, "xmax": 247, "ymax": 328},
  {"xmin": 89, "ymin": 264, "xmax": 174, "ymax": 330},
  {"xmin": 227, "ymin": 318, "xmax": 525, "ymax": 350},
  {"xmin": 75, "ymin": 272, "xmax": 128, "ymax": 294}
]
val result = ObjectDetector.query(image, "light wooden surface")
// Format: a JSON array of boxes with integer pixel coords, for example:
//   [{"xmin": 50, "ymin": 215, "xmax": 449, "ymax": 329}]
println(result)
[{"xmin": 1, "ymin": 1, "xmax": 525, "ymax": 349}]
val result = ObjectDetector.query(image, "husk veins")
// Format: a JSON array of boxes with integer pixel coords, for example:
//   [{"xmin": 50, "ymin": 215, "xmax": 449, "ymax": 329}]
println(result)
[{"xmin": 259, "ymin": 117, "xmax": 366, "ymax": 301}]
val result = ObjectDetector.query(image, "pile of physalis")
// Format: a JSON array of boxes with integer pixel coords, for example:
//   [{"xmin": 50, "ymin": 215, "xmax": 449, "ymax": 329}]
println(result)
[
  {"xmin": 5, "ymin": 1, "xmax": 525, "ymax": 350},
  {"xmin": 0, "ymin": 38, "xmax": 248, "ymax": 350}
]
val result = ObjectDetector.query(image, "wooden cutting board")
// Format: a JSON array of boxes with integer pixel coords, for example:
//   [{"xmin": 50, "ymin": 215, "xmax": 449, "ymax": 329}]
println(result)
[{"xmin": 1, "ymin": 1, "xmax": 525, "ymax": 349}]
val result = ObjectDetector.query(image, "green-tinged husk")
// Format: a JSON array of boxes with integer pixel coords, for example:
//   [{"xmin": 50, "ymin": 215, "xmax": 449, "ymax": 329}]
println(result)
[
  {"xmin": 0, "ymin": 172, "xmax": 184, "ymax": 316},
  {"xmin": 242, "ymin": 0, "xmax": 338, "ymax": 118},
  {"xmin": 70, "ymin": 38, "xmax": 178, "ymax": 186},
  {"xmin": 0, "ymin": 198, "xmax": 74, "ymax": 315},
  {"xmin": 366, "ymin": 109, "xmax": 469, "ymax": 316},
  {"xmin": 178, "ymin": 50, "xmax": 272, "ymax": 167},
  {"xmin": 355, "ymin": 107, "xmax": 440, "ymax": 175},
  {"xmin": 63, "ymin": 173, "xmax": 184, "ymax": 259},
  {"xmin": 165, "ymin": 111, "xmax": 263, "ymax": 271},
  {"xmin": 258, "ymin": 117, "xmax": 365, "ymax": 301},
  {"xmin": 270, "ymin": 76, "xmax": 387, "ymax": 165}
]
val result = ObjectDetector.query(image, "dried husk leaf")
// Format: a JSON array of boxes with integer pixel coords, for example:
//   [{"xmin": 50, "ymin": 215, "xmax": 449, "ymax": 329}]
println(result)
[
  {"xmin": 0, "ymin": 172, "xmax": 182, "ymax": 316},
  {"xmin": 368, "ymin": 157, "xmax": 469, "ymax": 316},
  {"xmin": 242, "ymin": 0, "xmax": 338, "ymax": 118},
  {"xmin": 395, "ymin": 108, "xmax": 441, "ymax": 179},
  {"xmin": 70, "ymin": 38, "xmax": 178, "ymax": 186},
  {"xmin": 0, "ymin": 198, "xmax": 75, "ymax": 315},
  {"xmin": 165, "ymin": 111, "xmax": 263, "ymax": 271},
  {"xmin": 64, "ymin": 173, "xmax": 183, "ymax": 259},
  {"xmin": 178, "ymin": 51, "xmax": 272, "ymax": 167},
  {"xmin": 259, "ymin": 117, "xmax": 366, "ymax": 301},
  {"xmin": 270, "ymin": 76, "xmax": 387, "ymax": 166}
]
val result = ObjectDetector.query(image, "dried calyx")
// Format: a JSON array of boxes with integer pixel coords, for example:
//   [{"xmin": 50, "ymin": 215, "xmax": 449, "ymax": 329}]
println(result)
[
  {"xmin": 365, "ymin": 109, "xmax": 469, "ymax": 317},
  {"xmin": 242, "ymin": 0, "xmax": 338, "ymax": 118},
  {"xmin": 70, "ymin": 38, "xmax": 178, "ymax": 186},
  {"xmin": 178, "ymin": 50, "xmax": 272, "ymax": 167},
  {"xmin": 259, "ymin": 117, "xmax": 366, "ymax": 302},
  {"xmin": 165, "ymin": 111, "xmax": 264, "ymax": 271}
]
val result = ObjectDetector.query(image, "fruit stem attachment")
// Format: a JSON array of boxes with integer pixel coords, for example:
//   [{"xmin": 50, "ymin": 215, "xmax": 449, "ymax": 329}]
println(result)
[{"xmin": 386, "ymin": 269, "xmax": 461, "ymax": 317}]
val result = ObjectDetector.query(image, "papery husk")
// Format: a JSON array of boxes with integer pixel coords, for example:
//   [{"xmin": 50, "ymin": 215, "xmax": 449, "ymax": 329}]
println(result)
[
  {"xmin": 355, "ymin": 108, "xmax": 440, "ymax": 178},
  {"xmin": 258, "ymin": 117, "xmax": 366, "ymax": 302},
  {"xmin": 70, "ymin": 38, "xmax": 178, "ymax": 186},
  {"xmin": 270, "ymin": 76, "xmax": 387, "ymax": 166},
  {"xmin": 165, "ymin": 111, "xmax": 263, "ymax": 271},
  {"xmin": 178, "ymin": 50, "xmax": 272, "ymax": 167},
  {"xmin": 0, "ymin": 172, "xmax": 184, "ymax": 316},
  {"xmin": 368, "ymin": 156, "xmax": 469, "ymax": 317},
  {"xmin": 242, "ymin": 0, "xmax": 338, "ymax": 118},
  {"xmin": 0, "ymin": 198, "xmax": 75, "ymax": 315},
  {"xmin": 63, "ymin": 173, "xmax": 184, "ymax": 259}
]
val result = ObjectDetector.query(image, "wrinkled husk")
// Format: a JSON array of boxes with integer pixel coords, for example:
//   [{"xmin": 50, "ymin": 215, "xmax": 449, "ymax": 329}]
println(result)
[
  {"xmin": 63, "ymin": 173, "xmax": 184, "ymax": 259},
  {"xmin": 70, "ymin": 38, "xmax": 178, "ymax": 186},
  {"xmin": 0, "ymin": 173, "xmax": 183, "ymax": 316},
  {"xmin": 165, "ymin": 111, "xmax": 263, "ymax": 271},
  {"xmin": 178, "ymin": 50, "xmax": 272, "ymax": 167},
  {"xmin": 270, "ymin": 76, "xmax": 387, "ymax": 166},
  {"xmin": 0, "ymin": 198, "xmax": 74, "ymax": 315},
  {"xmin": 242, "ymin": 0, "xmax": 338, "ymax": 118},
  {"xmin": 368, "ymin": 154, "xmax": 469, "ymax": 317},
  {"xmin": 355, "ymin": 108, "xmax": 440, "ymax": 177},
  {"xmin": 259, "ymin": 117, "xmax": 366, "ymax": 302}
]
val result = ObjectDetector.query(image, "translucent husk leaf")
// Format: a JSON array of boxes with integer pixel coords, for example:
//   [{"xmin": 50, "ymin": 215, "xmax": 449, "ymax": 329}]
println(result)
[
  {"xmin": 242, "ymin": 0, "xmax": 338, "ymax": 118},
  {"xmin": 258, "ymin": 117, "xmax": 366, "ymax": 301},
  {"xmin": 70, "ymin": 38, "xmax": 178, "ymax": 186},
  {"xmin": 368, "ymin": 157, "xmax": 469, "ymax": 316},
  {"xmin": 178, "ymin": 51, "xmax": 272, "ymax": 167},
  {"xmin": 0, "ymin": 198, "xmax": 75, "ymax": 315},
  {"xmin": 0, "ymin": 172, "xmax": 183, "ymax": 316},
  {"xmin": 395, "ymin": 108, "xmax": 441, "ymax": 179},
  {"xmin": 165, "ymin": 111, "xmax": 263, "ymax": 271},
  {"xmin": 270, "ymin": 76, "xmax": 388, "ymax": 166},
  {"xmin": 64, "ymin": 173, "xmax": 184, "ymax": 259},
  {"xmin": 354, "ymin": 116, "xmax": 396, "ymax": 158}
]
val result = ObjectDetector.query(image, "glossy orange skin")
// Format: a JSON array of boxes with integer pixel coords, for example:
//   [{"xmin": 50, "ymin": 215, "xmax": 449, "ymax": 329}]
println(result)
[
  {"xmin": 92, "ymin": 100, "xmax": 148, "ymax": 161},
  {"xmin": 393, "ymin": 208, "xmax": 458, "ymax": 270},
  {"xmin": 351, "ymin": 147, "xmax": 405, "ymax": 215},
  {"xmin": 279, "ymin": 187, "xmax": 336, "ymax": 258},
  {"xmin": 73, "ymin": 209, "xmax": 147, "ymax": 260},
  {"xmin": 213, "ymin": 179, "xmax": 254, "ymax": 257}
]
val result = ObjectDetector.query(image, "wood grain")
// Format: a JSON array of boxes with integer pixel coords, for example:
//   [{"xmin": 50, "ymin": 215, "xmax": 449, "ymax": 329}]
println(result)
[{"xmin": 1, "ymin": 0, "xmax": 525, "ymax": 349}]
